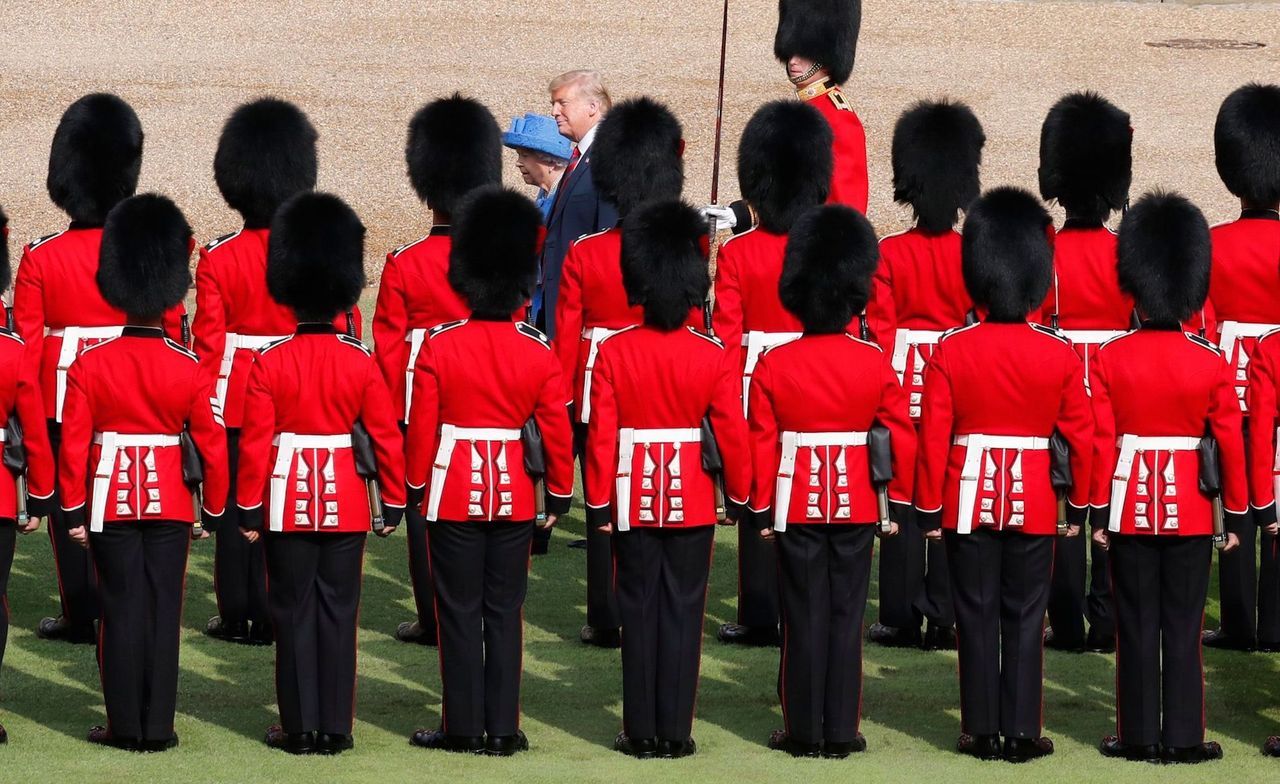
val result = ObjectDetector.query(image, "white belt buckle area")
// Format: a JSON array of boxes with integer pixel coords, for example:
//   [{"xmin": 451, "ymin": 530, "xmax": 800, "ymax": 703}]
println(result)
[
  {"xmin": 89, "ymin": 431, "xmax": 181, "ymax": 533},
  {"xmin": 1108, "ymin": 434, "xmax": 1201, "ymax": 533},
  {"xmin": 614, "ymin": 427, "xmax": 702, "ymax": 531},
  {"xmin": 773, "ymin": 430, "xmax": 869, "ymax": 531},
  {"xmin": 217, "ymin": 333, "xmax": 288, "ymax": 408},
  {"xmin": 953, "ymin": 434, "xmax": 1050, "ymax": 534},
  {"xmin": 741, "ymin": 331, "xmax": 802, "ymax": 416},
  {"xmin": 1218, "ymin": 321, "xmax": 1278, "ymax": 413},
  {"xmin": 580, "ymin": 326, "xmax": 622, "ymax": 424},
  {"xmin": 890, "ymin": 329, "xmax": 945, "ymax": 380},
  {"xmin": 51, "ymin": 326, "xmax": 125, "ymax": 422},
  {"xmin": 425, "ymin": 424, "xmax": 522, "ymax": 522},
  {"xmin": 404, "ymin": 328, "xmax": 428, "ymax": 419},
  {"xmin": 269, "ymin": 433, "xmax": 354, "ymax": 532}
]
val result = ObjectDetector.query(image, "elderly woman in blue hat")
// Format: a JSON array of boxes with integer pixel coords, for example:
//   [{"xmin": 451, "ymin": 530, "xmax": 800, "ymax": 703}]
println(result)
[{"xmin": 503, "ymin": 113, "xmax": 573, "ymax": 220}]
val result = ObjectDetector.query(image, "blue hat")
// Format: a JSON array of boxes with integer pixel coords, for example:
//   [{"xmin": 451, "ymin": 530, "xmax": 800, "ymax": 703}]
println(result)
[{"xmin": 502, "ymin": 113, "xmax": 573, "ymax": 162}]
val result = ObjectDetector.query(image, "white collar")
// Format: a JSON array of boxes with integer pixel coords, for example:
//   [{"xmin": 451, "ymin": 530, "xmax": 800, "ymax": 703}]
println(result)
[{"xmin": 575, "ymin": 123, "xmax": 600, "ymax": 155}]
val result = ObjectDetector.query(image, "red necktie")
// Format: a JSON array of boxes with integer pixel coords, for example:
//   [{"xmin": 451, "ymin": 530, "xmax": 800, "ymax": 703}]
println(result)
[{"xmin": 549, "ymin": 147, "xmax": 582, "ymax": 218}]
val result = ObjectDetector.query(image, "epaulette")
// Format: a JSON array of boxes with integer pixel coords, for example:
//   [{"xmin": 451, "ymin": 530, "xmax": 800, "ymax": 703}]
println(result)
[
  {"xmin": 516, "ymin": 322, "xmax": 552, "ymax": 349},
  {"xmin": 686, "ymin": 326, "xmax": 724, "ymax": 348},
  {"xmin": 337, "ymin": 334, "xmax": 372, "ymax": 355},
  {"xmin": 390, "ymin": 235, "xmax": 428, "ymax": 258},
  {"xmin": 938, "ymin": 322, "xmax": 981, "ymax": 342},
  {"xmin": 428, "ymin": 319, "xmax": 467, "ymax": 339},
  {"xmin": 828, "ymin": 88, "xmax": 855, "ymax": 113},
  {"xmin": 163, "ymin": 338, "xmax": 199, "ymax": 362},
  {"xmin": 27, "ymin": 230, "xmax": 64, "ymax": 251},
  {"xmin": 1030, "ymin": 322, "xmax": 1069, "ymax": 344},
  {"xmin": 78, "ymin": 336, "xmax": 121, "ymax": 357},
  {"xmin": 1184, "ymin": 332, "xmax": 1220, "ymax": 355},
  {"xmin": 258, "ymin": 335, "xmax": 295, "ymax": 354},
  {"xmin": 204, "ymin": 230, "xmax": 241, "ymax": 252},
  {"xmin": 843, "ymin": 333, "xmax": 883, "ymax": 352}
]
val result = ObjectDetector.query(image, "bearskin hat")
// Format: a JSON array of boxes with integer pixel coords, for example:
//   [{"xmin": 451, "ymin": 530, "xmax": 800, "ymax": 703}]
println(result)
[
  {"xmin": 97, "ymin": 194, "xmax": 192, "ymax": 320},
  {"xmin": 47, "ymin": 93, "xmax": 144, "ymax": 225},
  {"xmin": 780, "ymin": 205, "xmax": 879, "ymax": 333},
  {"xmin": 774, "ymin": 0, "xmax": 861, "ymax": 85},
  {"xmin": 738, "ymin": 100, "xmax": 833, "ymax": 234},
  {"xmin": 1214, "ymin": 83, "xmax": 1280, "ymax": 206},
  {"xmin": 592, "ymin": 97, "xmax": 684, "ymax": 218},
  {"xmin": 448, "ymin": 188, "xmax": 543, "ymax": 317},
  {"xmin": 1117, "ymin": 190, "xmax": 1210, "ymax": 325},
  {"xmin": 961, "ymin": 187, "xmax": 1053, "ymax": 322},
  {"xmin": 621, "ymin": 200, "xmax": 709, "ymax": 331},
  {"xmin": 892, "ymin": 99, "xmax": 985, "ymax": 232},
  {"xmin": 214, "ymin": 98, "xmax": 319, "ymax": 227},
  {"xmin": 0, "ymin": 206, "xmax": 11, "ymax": 294},
  {"xmin": 1037, "ymin": 92, "xmax": 1132, "ymax": 223},
  {"xmin": 406, "ymin": 94, "xmax": 502, "ymax": 215},
  {"xmin": 267, "ymin": 192, "xmax": 366, "ymax": 321}
]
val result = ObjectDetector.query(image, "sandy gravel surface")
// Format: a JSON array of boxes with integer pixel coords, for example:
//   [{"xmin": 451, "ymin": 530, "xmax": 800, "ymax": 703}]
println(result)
[{"xmin": 0, "ymin": 0, "xmax": 1276, "ymax": 278}]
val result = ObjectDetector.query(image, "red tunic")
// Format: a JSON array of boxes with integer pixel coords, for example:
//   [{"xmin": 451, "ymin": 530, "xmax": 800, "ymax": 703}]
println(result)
[
  {"xmin": 584, "ymin": 325, "xmax": 750, "ymax": 530},
  {"xmin": 747, "ymin": 333, "xmax": 916, "ymax": 528},
  {"xmin": 1208, "ymin": 211, "xmax": 1280, "ymax": 412},
  {"xmin": 13, "ymin": 227, "xmax": 187, "ymax": 422},
  {"xmin": 405, "ymin": 319, "xmax": 574, "ymax": 522},
  {"xmin": 1090, "ymin": 329, "xmax": 1246, "ymax": 536},
  {"xmin": 0, "ymin": 327, "xmax": 55, "ymax": 517},
  {"xmin": 1244, "ymin": 329, "xmax": 1280, "ymax": 519},
  {"xmin": 799, "ymin": 82, "xmax": 868, "ymax": 214},
  {"xmin": 914, "ymin": 321, "xmax": 1093, "ymax": 534},
  {"xmin": 58, "ymin": 327, "xmax": 229, "ymax": 527},
  {"xmin": 236, "ymin": 326, "xmax": 406, "ymax": 533},
  {"xmin": 192, "ymin": 228, "xmax": 357, "ymax": 430}
]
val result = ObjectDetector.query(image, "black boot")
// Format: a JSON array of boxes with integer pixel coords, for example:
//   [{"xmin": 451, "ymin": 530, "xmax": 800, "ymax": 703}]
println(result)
[
  {"xmin": 579, "ymin": 625, "xmax": 621, "ymax": 648},
  {"xmin": 956, "ymin": 733, "xmax": 1002, "ymax": 761},
  {"xmin": 246, "ymin": 620, "xmax": 274, "ymax": 646},
  {"xmin": 395, "ymin": 620, "xmax": 438, "ymax": 646},
  {"xmin": 264, "ymin": 725, "xmax": 315, "ymax": 755},
  {"xmin": 1084, "ymin": 627, "xmax": 1115, "ymax": 653},
  {"xmin": 718, "ymin": 623, "xmax": 781, "ymax": 647},
  {"xmin": 410, "ymin": 728, "xmax": 485, "ymax": 753},
  {"xmin": 921, "ymin": 624, "xmax": 957, "ymax": 651},
  {"xmin": 614, "ymin": 732, "xmax": 657, "ymax": 759},
  {"xmin": 1098, "ymin": 735, "xmax": 1159, "ymax": 763},
  {"xmin": 88, "ymin": 725, "xmax": 137, "ymax": 751},
  {"xmin": 38, "ymin": 616, "xmax": 96, "ymax": 644},
  {"xmin": 1043, "ymin": 627, "xmax": 1085, "ymax": 653},
  {"xmin": 656, "ymin": 737, "xmax": 697, "ymax": 759},
  {"xmin": 204, "ymin": 616, "xmax": 250, "ymax": 643},
  {"xmin": 1003, "ymin": 736, "xmax": 1054, "ymax": 763},
  {"xmin": 1162, "ymin": 741, "xmax": 1223, "ymax": 764},
  {"xmin": 1202, "ymin": 628, "xmax": 1256, "ymax": 651},
  {"xmin": 137, "ymin": 735, "xmax": 179, "ymax": 753},
  {"xmin": 486, "ymin": 730, "xmax": 529, "ymax": 756},
  {"xmin": 869, "ymin": 622, "xmax": 922, "ymax": 648},
  {"xmin": 315, "ymin": 733, "xmax": 353, "ymax": 755},
  {"xmin": 1265, "ymin": 736, "xmax": 1280, "ymax": 757},
  {"xmin": 823, "ymin": 734, "xmax": 867, "ymax": 758},
  {"xmin": 767, "ymin": 729, "xmax": 820, "ymax": 758}
]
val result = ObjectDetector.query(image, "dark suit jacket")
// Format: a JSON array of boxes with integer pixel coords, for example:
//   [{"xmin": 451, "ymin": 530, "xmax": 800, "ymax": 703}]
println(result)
[{"xmin": 539, "ymin": 148, "xmax": 618, "ymax": 339}]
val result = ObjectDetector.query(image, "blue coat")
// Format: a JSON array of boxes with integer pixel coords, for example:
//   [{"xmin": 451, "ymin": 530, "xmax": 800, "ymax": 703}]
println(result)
[{"xmin": 537, "ymin": 150, "xmax": 618, "ymax": 337}]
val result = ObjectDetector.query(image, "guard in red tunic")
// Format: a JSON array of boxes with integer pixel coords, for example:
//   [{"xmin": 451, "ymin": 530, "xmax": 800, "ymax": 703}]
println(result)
[
  {"xmin": 0, "ymin": 208, "xmax": 57, "ymax": 745},
  {"xmin": 406, "ymin": 188, "xmax": 575, "ymax": 756},
  {"xmin": 865, "ymin": 99, "xmax": 983, "ymax": 652},
  {"xmin": 194, "ymin": 98, "xmax": 334, "ymax": 647},
  {"xmin": 914, "ymin": 187, "xmax": 1092, "ymax": 763},
  {"xmin": 752, "ymin": 205, "xmax": 915, "ymax": 758},
  {"xmin": 1091, "ymin": 192, "xmax": 1244, "ymax": 764},
  {"xmin": 587, "ymin": 201, "xmax": 750, "ymax": 759},
  {"xmin": 14, "ymin": 94, "xmax": 186, "ymax": 644},
  {"xmin": 1204, "ymin": 82, "xmax": 1280, "ymax": 652},
  {"xmin": 774, "ymin": 0, "xmax": 867, "ymax": 213},
  {"xmin": 714, "ymin": 100, "xmax": 831, "ymax": 648},
  {"xmin": 237, "ymin": 193, "xmax": 405, "ymax": 756},
  {"xmin": 1037, "ymin": 91, "xmax": 1133, "ymax": 655},
  {"xmin": 553, "ymin": 96, "xmax": 686, "ymax": 650},
  {"xmin": 373, "ymin": 95, "xmax": 501, "ymax": 645},
  {"xmin": 58, "ymin": 194, "xmax": 230, "ymax": 752}
]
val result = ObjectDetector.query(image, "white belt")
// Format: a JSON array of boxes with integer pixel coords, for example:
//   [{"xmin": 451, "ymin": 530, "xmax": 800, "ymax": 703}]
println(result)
[
  {"xmin": 580, "ymin": 326, "xmax": 624, "ymax": 423},
  {"xmin": 954, "ymin": 435, "xmax": 1050, "ymax": 534},
  {"xmin": 615, "ymin": 427, "xmax": 702, "ymax": 532},
  {"xmin": 50, "ymin": 326, "xmax": 124, "ymax": 422},
  {"xmin": 404, "ymin": 329, "xmax": 428, "ymax": 419},
  {"xmin": 890, "ymin": 329, "xmax": 945, "ymax": 378},
  {"xmin": 217, "ymin": 333, "xmax": 288, "ymax": 408},
  {"xmin": 269, "ymin": 433, "xmax": 354, "ymax": 532},
  {"xmin": 90, "ymin": 432, "xmax": 181, "ymax": 533},
  {"xmin": 1218, "ymin": 321, "xmax": 1277, "ymax": 412},
  {"xmin": 1059, "ymin": 329, "xmax": 1126, "ymax": 346},
  {"xmin": 774, "ymin": 430, "xmax": 868, "ymax": 531},
  {"xmin": 1109, "ymin": 435, "xmax": 1200, "ymax": 533},
  {"xmin": 741, "ymin": 331, "xmax": 802, "ymax": 416},
  {"xmin": 426, "ymin": 424, "xmax": 522, "ymax": 522}
]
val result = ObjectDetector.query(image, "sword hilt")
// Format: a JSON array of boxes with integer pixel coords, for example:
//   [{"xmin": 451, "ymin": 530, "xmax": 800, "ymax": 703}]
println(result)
[
  {"xmin": 1212, "ymin": 496, "xmax": 1227, "ymax": 550},
  {"xmin": 876, "ymin": 486, "xmax": 892, "ymax": 535}
]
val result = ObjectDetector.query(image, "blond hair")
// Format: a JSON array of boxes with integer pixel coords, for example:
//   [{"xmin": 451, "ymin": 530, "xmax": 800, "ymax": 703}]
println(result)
[{"xmin": 549, "ymin": 69, "xmax": 612, "ymax": 113}]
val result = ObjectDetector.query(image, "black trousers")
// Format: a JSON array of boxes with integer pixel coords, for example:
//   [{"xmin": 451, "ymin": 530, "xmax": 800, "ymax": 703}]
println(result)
[
  {"xmin": 735, "ymin": 519, "xmax": 778, "ymax": 628},
  {"xmin": 429, "ymin": 519, "xmax": 533, "ymax": 737},
  {"xmin": 879, "ymin": 521, "xmax": 953, "ymax": 631},
  {"xmin": 0, "ymin": 521, "xmax": 15, "ymax": 672},
  {"xmin": 265, "ymin": 532, "xmax": 365, "ymax": 736},
  {"xmin": 213, "ymin": 430, "xmax": 269, "ymax": 628},
  {"xmin": 777, "ymin": 524, "xmax": 874, "ymax": 745},
  {"xmin": 575, "ymin": 422, "xmax": 620, "ymax": 630},
  {"xmin": 944, "ymin": 529, "xmax": 1053, "ymax": 739},
  {"xmin": 1047, "ymin": 531, "xmax": 1113, "ymax": 645},
  {"xmin": 90, "ymin": 521, "xmax": 190, "ymax": 741},
  {"xmin": 1109, "ymin": 534, "xmax": 1211, "ymax": 748},
  {"xmin": 47, "ymin": 421, "xmax": 98, "ymax": 628},
  {"xmin": 400, "ymin": 423, "xmax": 437, "ymax": 629},
  {"xmin": 614, "ymin": 526, "xmax": 714, "ymax": 741},
  {"xmin": 1218, "ymin": 418, "xmax": 1257, "ymax": 642},
  {"xmin": 1259, "ymin": 532, "xmax": 1280, "ymax": 645}
]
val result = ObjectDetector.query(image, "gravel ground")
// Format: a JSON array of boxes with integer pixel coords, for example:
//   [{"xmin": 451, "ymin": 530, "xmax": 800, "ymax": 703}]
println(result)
[{"xmin": 0, "ymin": 0, "xmax": 1276, "ymax": 279}]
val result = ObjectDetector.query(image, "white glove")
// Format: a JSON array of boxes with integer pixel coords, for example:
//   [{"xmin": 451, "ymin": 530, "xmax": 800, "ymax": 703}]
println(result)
[{"xmin": 699, "ymin": 204, "xmax": 737, "ymax": 233}]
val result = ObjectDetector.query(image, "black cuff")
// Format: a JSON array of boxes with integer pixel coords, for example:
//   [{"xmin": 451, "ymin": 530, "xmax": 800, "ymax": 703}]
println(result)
[
  {"xmin": 728, "ymin": 200, "xmax": 753, "ymax": 235},
  {"xmin": 889, "ymin": 500, "xmax": 913, "ymax": 526},
  {"xmin": 407, "ymin": 485, "xmax": 426, "ymax": 512},
  {"xmin": 1254, "ymin": 503, "xmax": 1278, "ymax": 528},
  {"xmin": 27, "ymin": 495, "xmax": 55, "ymax": 520},
  {"xmin": 726, "ymin": 498, "xmax": 746, "ymax": 522},
  {"xmin": 240, "ymin": 505, "xmax": 264, "ymax": 532},
  {"xmin": 1226, "ymin": 509, "xmax": 1250, "ymax": 538},
  {"xmin": 1089, "ymin": 505, "xmax": 1110, "ymax": 531},
  {"xmin": 1066, "ymin": 502, "xmax": 1089, "ymax": 527},
  {"xmin": 383, "ymin": 504, "xmax": 404, "ymax": 530},
  {"xmin": 749, "ymin": 507, "xmax": 772, "ymax": 531},
  {"xmin": 63, "ymin": 505, "xmax": 86, "ymax": 531},
  {"xmin": 585, "ymin": 504, "xmax": 611, "ymax": 529},
  {"xmin": 202, "ymin": 509, "xmax": 227, "ymax": 533},
  {"xmin": 914, "ymin": 507, "xmax": 942, "ymax": 532},
  {"xmin": 546, "ymin": 492, "xmax": 572, "ymax": 518}
]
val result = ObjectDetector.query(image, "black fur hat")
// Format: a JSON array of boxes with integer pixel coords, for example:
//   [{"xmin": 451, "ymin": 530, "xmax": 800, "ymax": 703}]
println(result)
[
  {"xmin": 267, "ymin": 192, "xmax": 366, "ymax": 321},
  {"xmin": 774, "ymin": 0, "xmax": 861, "ymax": 85},
  {"xmin": 592, "ymin": 97, "xmax": 684, "ymax": 219},
  {"xmin": 738, "ymin": 100, "xmax": 833, "ymax": 234},
  {"xmin": 0, "ymin": 206, "xmax": 11, "ymax": 293},
  {"xmin": 214, "ymin": 98, "xmax": 318, "ymax": 227},
  {"xmin": 892, "ymin": 99, "xmax": 985, "ymax": 232},
  {"xmin": 406, "ymin": 94, "xmax": 502, "ymax": 215},
  {"xmin": 47, "ymin": 93, "xmax": 144, "ymax": 225},
  {"xmin": 961, "ymin": 187, "xmax": 1053, "ymax": 322},
  {"xmin": 97, "ymin": 194, "xmax": 192, "ymax": 320},
  {"xmin": 1215, "ymin": 83, "xmax": 1280, "ymax": 206},
  {"xmin": 1038, "ymin": 92, "xmax": 1132, "ymax": 223},
  {"xmin": 780, "ymin": 205, "xmax": 879, "ymax": 333},
  {"xmin": 621, "ymin": 200, "xmax": 709, "ymax": 331},
  {"xmin": 1117, "ymin": 190, "xmax": 1210, "ymax": 324},
  {"xmin": 448, "ymin": 187, "xmax": 542, "ymax": 316}
]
